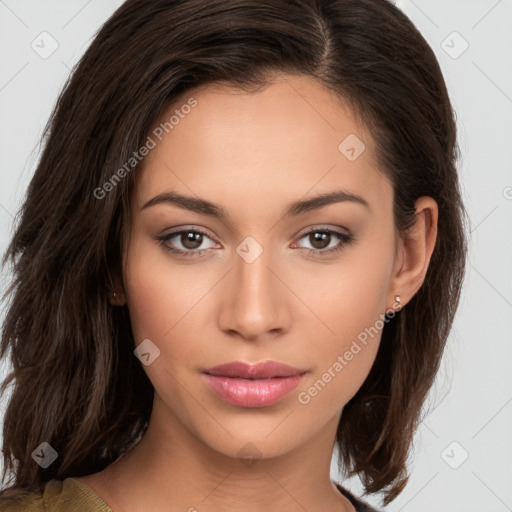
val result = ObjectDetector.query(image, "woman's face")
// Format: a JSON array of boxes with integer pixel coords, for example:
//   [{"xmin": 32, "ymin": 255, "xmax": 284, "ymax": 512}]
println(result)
[{"xmin": 121, "ymin": 74, "xmax": 400, "ymax": 461}]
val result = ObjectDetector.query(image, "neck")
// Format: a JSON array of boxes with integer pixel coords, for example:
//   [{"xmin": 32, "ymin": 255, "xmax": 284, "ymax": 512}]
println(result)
[{"xmin": 83, "ymin": 394, "xmax": 354, "ymax": 512}]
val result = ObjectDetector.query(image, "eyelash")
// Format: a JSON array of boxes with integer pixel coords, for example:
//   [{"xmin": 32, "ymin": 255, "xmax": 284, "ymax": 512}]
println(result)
[{"xmin": 156, "ymin": 226, "xmax": 355, "ymax": 259}]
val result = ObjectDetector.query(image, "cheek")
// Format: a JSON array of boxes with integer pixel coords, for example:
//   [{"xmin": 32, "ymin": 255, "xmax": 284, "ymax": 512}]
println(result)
[
  {"xmin": 296, "ymin": 243, "xmax": 391, "ymax": 350},
  {"xmin": 298, "ymin": 242, "xmax": 393, "ymax": 407},
  {"xmin": 331, "ymin": 227, "xmax": 394, "ymax": 331},
  {"xmin": 123, "ymin": 237, "xmax": 201, "ymax": 342},
  {"xmin": 298, "ymin": 301, "xmax": 384, "ymax": 414},
  {"xmin": 123, "ymin": 256, "xmax": 169, "ymax": 344},
  {"xmin": 123, "ymin": 237, "xmax": 216, "ymax": 388},
  {"xmin": 122, "ymin": 243, "xmax": 196, "ymax": 404}
]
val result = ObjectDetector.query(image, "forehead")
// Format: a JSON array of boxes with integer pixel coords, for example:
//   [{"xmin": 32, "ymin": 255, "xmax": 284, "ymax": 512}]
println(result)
[{"xmin": 133, "ymin": 75, "xmax": 391, "ymax": 216}]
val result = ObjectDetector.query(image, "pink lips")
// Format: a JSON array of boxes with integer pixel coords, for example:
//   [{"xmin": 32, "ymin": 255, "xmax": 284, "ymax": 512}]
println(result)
[{"xmin": 203, "ymin": 361, "xmax": 307, "ymax": 408}]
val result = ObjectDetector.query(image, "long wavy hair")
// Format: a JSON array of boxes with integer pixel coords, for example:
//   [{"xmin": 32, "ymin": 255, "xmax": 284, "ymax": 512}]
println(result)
[{"xmin": 0, "ymin": 0, "xmax": 468, "ymax": 505}]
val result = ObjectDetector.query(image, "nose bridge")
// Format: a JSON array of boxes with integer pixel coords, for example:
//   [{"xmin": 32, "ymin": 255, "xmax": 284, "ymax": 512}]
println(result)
[{"xmin": 218, "ymin": 235, "xmax": 287, "ymax": 339}]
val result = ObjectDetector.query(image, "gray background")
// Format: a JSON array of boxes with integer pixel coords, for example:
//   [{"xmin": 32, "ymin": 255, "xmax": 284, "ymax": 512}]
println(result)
[{"xmin": 0, "ymin": 1, "xmax": 511, "ymax": 511}]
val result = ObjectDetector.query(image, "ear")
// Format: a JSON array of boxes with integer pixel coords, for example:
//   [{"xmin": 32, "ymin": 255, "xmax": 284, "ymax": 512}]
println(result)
[
  {"xmin": 108, "ymin": 267, "xmax": 127, "ymax": 306},
  {"xmin": 388, "ymin": 196, "xmax": 438, "ymax": 309}
]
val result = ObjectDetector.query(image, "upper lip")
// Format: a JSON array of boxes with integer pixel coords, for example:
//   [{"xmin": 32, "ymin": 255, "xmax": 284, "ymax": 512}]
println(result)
[{"xmin": 203, "ymin": 361, "xmax": 307, "ymax": 379}]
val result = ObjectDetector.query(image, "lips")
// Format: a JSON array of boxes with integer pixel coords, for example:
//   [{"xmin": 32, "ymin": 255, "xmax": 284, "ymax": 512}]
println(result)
[
  {"xmin": 202, "ymin": 361, "xmax": 307, "ymax": 408},
  {"xmin": 203, "ymin": 360, "xmax": 306, "ymax": 379}
]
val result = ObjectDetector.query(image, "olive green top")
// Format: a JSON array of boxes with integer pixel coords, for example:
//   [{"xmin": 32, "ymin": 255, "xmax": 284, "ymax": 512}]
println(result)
[
  {"xmin": 0, "ymin": 478, "xmax": 112, "ymax": 511},
  {"xmin": 0, "ymin": 478, "xmax": 382, "ymax": 511}
]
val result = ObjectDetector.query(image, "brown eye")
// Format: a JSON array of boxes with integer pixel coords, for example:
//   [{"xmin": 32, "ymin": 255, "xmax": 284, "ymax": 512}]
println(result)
[
  {"xmin": 180, "ymin": 231, "xmax": 204, "ymax": 250},
  {"xmin": 157, "ymin": 228, "xmax": 218, "ymax": 258},
  {"xmin": 294, "ymin": 228, "xmax": 355, "ymax": 257},
  {"xmin": 309, "ymin": 231, "xmax": 332, "ymax": 250}
]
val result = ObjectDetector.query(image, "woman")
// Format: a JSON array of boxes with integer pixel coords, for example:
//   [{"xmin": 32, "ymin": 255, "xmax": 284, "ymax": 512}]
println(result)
[{"xmin": 0, "ymin": 0, "xmax": 468, "ymax": 510}]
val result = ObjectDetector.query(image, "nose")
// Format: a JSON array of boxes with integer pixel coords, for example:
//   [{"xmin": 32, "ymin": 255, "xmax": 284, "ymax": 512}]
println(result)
[{"xmin": 217, "ymin": 242, "xmax": 291, "ymax": 342}]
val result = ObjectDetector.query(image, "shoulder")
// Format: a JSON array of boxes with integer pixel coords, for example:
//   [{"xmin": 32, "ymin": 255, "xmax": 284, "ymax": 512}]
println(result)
[
  {"xmin": 0, "ymin": 478, "xmax": 112, "ymax": 512},
  {"xmin": 334, "ymin": 482, "xmax": 386, "ymax": 512},
  {"xmin": 0, "ymin": 482, "xmax": 50, "ymax": 511}
]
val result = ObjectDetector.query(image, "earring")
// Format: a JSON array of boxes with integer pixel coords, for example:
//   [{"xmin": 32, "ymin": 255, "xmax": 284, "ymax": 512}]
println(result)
[
  {"xmin": 113, "ymin": 292, "xmax": 117, "ymax": 300},
  {"xmin": 395, "ymin": 295, "xmax": 403, "ymax": 309}
]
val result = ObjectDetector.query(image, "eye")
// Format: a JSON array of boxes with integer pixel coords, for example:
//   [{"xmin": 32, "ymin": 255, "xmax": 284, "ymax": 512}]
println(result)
[
  {"xmin": 157, "ymin": 227, "xmax": 218, "ymax": 258},
  {"xmin": 156, "ymin": 226, "xmax": 356, "ymax": 259},
  {"xmin": 292, "ymin": 227, "xmax": 355, "ymax": 256}
]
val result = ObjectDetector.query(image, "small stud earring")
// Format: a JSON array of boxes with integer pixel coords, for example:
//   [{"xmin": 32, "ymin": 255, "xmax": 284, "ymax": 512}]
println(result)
[
  {"xmin": 113, "ymin": 292, "xmax": 117, "ymax": 300},
  {"xmin": 395, "ymin": 295, "xmax": 403, "ymax": 309}
]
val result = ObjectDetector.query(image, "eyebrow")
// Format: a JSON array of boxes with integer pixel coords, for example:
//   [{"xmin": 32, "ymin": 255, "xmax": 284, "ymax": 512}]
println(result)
[{"xmin": 141, "ymin": 189, "xmax": 371, "ymax": 217}]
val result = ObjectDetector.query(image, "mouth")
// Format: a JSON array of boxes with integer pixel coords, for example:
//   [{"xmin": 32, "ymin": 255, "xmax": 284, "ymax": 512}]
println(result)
[
  {"xmin": 202, "ymin": 360, "xmax": 307, "ymax": 408},
  {"xmin": 203, "ymin": 360, "xmax": 307, "ymax": 379}
]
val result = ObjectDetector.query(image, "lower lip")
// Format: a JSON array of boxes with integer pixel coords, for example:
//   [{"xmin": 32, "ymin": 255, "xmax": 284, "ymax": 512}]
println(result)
[{"xmin": 203, "ymin": 373, "xmax": 306, "ymax": 408}]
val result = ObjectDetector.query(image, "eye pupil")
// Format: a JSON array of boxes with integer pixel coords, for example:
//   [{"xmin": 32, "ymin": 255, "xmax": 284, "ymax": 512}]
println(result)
[
  {"xmin": 182, "ymin": 231, "xmax": 202, "ymax": 249},
  {"xmin": 311, "ymin": 232, "xmax": 330, "ymax": 249}
]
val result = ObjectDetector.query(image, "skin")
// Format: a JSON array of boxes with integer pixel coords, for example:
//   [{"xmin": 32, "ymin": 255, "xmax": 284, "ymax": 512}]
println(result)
[{"xmin": 77, "ymin": 73, "xmax": 438, "ymax": 512}]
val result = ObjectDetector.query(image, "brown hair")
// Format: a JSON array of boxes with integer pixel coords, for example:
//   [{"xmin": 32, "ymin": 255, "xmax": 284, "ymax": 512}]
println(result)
[{"xmin": 0, "ymin": 0, "xmax": 468, "ymax": 505}]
